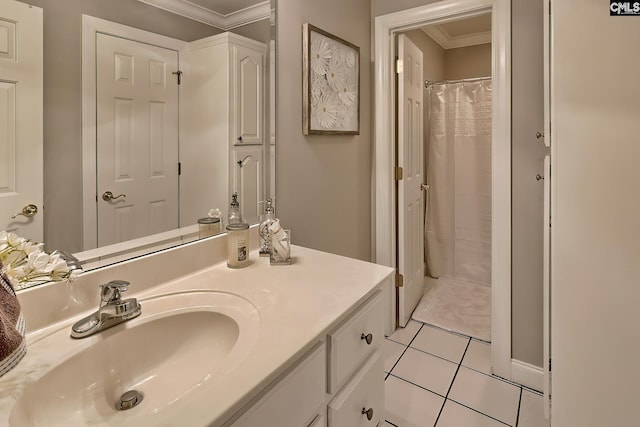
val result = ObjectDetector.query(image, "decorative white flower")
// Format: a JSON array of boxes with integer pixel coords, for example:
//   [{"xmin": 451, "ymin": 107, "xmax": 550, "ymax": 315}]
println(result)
[
  {"xmin": 0, "ymin": 231, "xmax": 79, "ymax": 290},
  {"xmin": 336, "ymin": 102, "xmax": 355, "ymax": 129},
  {"xmin": 345, "ymin": 50, "xmax": 356, "ymax": 68},
  {"xmin": 313, "ymin": 93, "xmax": 338, "ymax": 129},
  {"xmin": 326, "ymin": 55, "xmax": 346, "ymax": 92},
  {"xmin": 336, "ymin": 71, "xmax": 357, "ymax": 106},
  {"xmin": 311, "ymin": 75, "xmax": 329, "ymax": 99},
  {"xmin": 310, "ymin": 37, "xmax": 331, "ymax": 76},
  {"xmin": 27, "ymin": 251, "xmax": 52, "ymax": 273}
]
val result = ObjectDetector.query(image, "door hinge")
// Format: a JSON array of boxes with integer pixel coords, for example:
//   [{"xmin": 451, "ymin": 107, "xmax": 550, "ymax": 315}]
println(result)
[
  {"xmin": 396, "ymin": 59, "xmax": 403, "ymax": 74},
  {"xmin": 549, "ymin": 358, "xmax": 551, "ymax": 372},
  {"xmin": 172, "ymin": 70, "xmax": 183, "ymax": 85},
  {"xmin": 395, "ymin": 273, "xmax": 404, "ymax": 288},
  {"xmin": 395, "ymin": 166, "xmax": 404, "ymax": 181},
  {"xmin": 178, "ymin": 162, "xmax": 182, "ymax": 175}
]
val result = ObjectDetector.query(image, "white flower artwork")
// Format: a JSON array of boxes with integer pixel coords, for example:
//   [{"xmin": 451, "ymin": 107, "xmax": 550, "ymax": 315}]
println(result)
[{"xmin": 303, "ymin": 24, "xmax": 359, "ymax": 134}]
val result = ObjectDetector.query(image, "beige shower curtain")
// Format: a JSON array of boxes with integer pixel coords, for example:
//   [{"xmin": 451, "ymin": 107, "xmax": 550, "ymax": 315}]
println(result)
[{"xmin": 425, "ymin": 80, "xmax": 492, "ymax": 286}]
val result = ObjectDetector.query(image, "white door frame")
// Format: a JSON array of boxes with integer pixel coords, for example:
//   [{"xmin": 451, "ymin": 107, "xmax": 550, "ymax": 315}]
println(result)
[
  {"xmin": 373, "ymin": 0, "xmax": 512, "ymax": 380},
  {"xmin": 81, "ymin": 15, "xmax": 187, "ymax": 251}
]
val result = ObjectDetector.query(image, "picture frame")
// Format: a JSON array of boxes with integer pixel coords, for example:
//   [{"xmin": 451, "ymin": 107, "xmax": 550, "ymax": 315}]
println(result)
[{"xmin": 302, "ymin": 23, "xmax": 360, "ymax": 135}]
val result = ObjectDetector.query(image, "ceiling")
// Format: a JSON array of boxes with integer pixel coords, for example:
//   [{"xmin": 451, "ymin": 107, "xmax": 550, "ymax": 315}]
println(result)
[
  {"xmin": 136, "ymin": 0, "xmax": 270, "ymax": 30},
  {"xmin": 422, "ymin": 14, "xmax": 492, "ymax": 49}
]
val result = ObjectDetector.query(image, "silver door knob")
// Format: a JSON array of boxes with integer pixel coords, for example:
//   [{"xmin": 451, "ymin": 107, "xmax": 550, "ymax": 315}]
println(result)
[
  {"xmin": 11, "ymin": 204, "xmax": 38, "ymax": 219},
  {"xmin": 102, "ymin": 191, "xmax": 126, "ymax": 201}
]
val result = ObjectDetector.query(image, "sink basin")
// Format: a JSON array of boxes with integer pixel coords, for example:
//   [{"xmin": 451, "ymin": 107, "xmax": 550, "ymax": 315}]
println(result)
[{"xmin": 9, "ymin": 291, "xmax": 260, "ymax": 426}]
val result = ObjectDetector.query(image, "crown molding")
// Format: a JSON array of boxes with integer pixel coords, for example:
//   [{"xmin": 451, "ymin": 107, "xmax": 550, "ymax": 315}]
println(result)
[
  {"xmin": 423, "ymin": 25, "xmax": 491, "ymax": 49},
  {"xmin": 136, "ymin": 0, "xmax": 270, "ymax": 30}
]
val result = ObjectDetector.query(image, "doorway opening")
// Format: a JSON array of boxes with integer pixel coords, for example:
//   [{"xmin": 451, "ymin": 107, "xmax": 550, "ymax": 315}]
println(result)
[
  {"xmin": 399, "ymin": 19, "xmax": 493, "ymax": 343},
  {"xmin": 374, "ymin": 0, "xmax": 512, "ymax": 379}
]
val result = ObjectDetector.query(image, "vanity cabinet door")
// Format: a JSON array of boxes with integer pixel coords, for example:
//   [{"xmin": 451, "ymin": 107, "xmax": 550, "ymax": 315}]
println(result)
[
  {"xmin": 230, "ymin": 342, "xmax": 326, "ymax": 427},
  {"xmin": 327, "ymin": 352, "xmax": 384, "ymax": 427},
  {"xmin": 327, "ymin": 291, "xmax": 383, "ymax": 393}
]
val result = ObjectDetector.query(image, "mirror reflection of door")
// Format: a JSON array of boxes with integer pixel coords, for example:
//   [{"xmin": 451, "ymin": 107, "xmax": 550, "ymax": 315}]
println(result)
[
  {"xmin": 0, "ymin": 0, "xmax": 43, "ymax": 242},
  {"xmin": 96, "ymin": 33, "xmax": 179, "ymax": 247}
]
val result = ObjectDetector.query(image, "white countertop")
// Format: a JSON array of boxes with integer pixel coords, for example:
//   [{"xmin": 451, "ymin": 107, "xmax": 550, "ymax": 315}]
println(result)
[{"xmin": 0, "ymin": 242, "xmax": 393, "ymax": 426}]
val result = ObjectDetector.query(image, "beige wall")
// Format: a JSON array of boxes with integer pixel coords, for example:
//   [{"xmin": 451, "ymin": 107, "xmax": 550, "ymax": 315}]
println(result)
[
  {"xmin": 444, "ymin": 43, "xmax": 492, "ymax": 80},
  {"xmin": 372, "ymin": 0, "xmax": 545, "ymax": 368},
  {"xmin": 276, "ymin": 0, "xmax": 372, "ymax": 261}
]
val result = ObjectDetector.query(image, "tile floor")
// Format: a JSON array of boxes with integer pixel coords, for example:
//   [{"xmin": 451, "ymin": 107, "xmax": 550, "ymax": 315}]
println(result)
[{"xmin": 383, "ymin": 320, "xmax": 546, "ymax": 427}]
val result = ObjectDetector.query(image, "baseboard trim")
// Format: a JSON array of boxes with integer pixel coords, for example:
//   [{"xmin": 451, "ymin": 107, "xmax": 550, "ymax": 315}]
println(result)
[{"xmin": 511, "ymin": 359, "xmax": 543, "ymax": 392}]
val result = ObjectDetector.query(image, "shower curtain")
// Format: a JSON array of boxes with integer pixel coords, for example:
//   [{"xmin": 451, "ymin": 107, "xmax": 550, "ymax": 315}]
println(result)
[{"xmin": 425, "ymin": 80, "xmax": 492, "ymax": 286}]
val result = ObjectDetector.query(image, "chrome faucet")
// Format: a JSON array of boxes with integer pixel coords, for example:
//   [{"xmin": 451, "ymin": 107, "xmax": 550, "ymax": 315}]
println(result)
[{"xmin": 70, "ymin": 280, "xmax": 142, "ymax": 339}]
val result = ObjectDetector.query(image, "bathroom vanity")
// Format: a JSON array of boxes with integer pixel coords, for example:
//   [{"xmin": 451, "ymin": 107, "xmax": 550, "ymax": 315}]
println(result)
[{"xmin": 0, "ymin": 228, "xmax": 394, "ymax": 426}]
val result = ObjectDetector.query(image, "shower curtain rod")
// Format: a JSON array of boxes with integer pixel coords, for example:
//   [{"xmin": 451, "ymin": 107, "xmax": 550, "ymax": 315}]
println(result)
[{"xmin": 424, "ymin": 76, "xmax": 491, "ymax": 89}]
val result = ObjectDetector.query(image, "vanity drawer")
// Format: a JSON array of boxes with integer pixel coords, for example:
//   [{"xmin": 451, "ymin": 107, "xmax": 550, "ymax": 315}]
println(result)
[
  {"xmin": 327, "ymin": 291, "xmax": 383, "ymax": 393},
  {"xmin": 327, "ymin": 351, "xmax": 384, "ymax": 427},
  {"xmin": 231, "ymin": 341, "xmax": 326, "ymax": 427}
]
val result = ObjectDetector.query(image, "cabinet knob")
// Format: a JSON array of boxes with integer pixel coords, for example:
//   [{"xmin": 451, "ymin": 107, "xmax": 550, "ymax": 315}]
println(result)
[
  {"xmin": 361, "ymin": 407, "xmax": 374, "ymax": 421},
  {"xmin": 360, "ymin": 333, "xmax": 373, "ymax": 345},
  {"xmin": 536, "ymin": 131, "xmax": 544, "ymax": 139},
  {"xmin": 237, "ymin": 136, "xmax": 243, "ymax": 142},
  {"xmin": 536, "ymin": 174, "xmax": 544, "ymax": 181}
]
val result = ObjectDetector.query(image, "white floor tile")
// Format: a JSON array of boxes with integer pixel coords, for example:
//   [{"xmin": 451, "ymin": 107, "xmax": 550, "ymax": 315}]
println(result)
[
  {"xmin": 410, "ymin": 325, "xmax": 470, "ymax": 363},
  {"xmin": 383, "ymin": 339, "xmax": 406, "ymax": 373},
  {"xmin": 518, "ymin": 389, "xmax": 547, "ymax": 427},
  {"xmin": 391, "ymin": 347, "xmax": 458, "ymax": 396},
  {"xmin": 385, "ymin": 375, "xmax": 444, "ymax": 427},
  {"xmin": 448, "ymin": 367, "xmax": 520, "ymax": 426},
  {"xmin": 462, "ymin": 339, "xmax": 492, "ymax": 374},
  {"xmin": 388, "ymin": 320, "xmax": 422, "ymax": 345},
  {"xmin": 437, "ymin": 400, "xmax": 507, "ymax": 427}
]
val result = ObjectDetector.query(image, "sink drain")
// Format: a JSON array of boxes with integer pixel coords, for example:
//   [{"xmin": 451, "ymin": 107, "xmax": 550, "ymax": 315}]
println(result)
[{"xmin": 116, "ymin": 390, "xmax": 143, "ymax": 410}]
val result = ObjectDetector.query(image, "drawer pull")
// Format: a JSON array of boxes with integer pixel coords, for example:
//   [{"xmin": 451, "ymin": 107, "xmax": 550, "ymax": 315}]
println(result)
[
  {"xmin": 360, "ymin": 333, "xmax": 373, "ymax": 345},
  {"xmin": 361, "ymin": 407, "xmax": 374, "ymax": 421}
]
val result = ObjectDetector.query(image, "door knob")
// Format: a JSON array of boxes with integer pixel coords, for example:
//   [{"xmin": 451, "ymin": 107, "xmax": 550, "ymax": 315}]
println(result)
[
  {"xmin": 11, "ymin": 204, "xmax": 38, "ymax": 219},
  {"xmin": 361, "ymin": 407, "xmax": 374, "ymax": 421},
  {"xmin": 102, "ymin": 191, "xmax": 126, "ymax": 201}
]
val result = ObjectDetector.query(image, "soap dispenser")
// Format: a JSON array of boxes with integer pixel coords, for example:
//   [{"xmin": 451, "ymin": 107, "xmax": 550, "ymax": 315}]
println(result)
[
  {"xmin": 228, "ymin": 192, "xmax": 241, "ymax": 225},
  {"xmin": 259, "ymin": 198, "xmax": 276, "ymax": 257}
]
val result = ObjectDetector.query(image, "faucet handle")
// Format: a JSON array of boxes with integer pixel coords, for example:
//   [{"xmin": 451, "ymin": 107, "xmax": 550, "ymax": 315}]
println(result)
[{"xmin": 100, "ymin": 280, "xmax": 130, "ymax": 304}]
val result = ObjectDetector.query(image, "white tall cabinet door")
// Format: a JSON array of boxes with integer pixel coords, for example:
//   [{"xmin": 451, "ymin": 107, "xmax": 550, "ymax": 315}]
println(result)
[
  {"xmin": 233, "ymin": 44, "xmax": 264, "ymax": 146},
  {"xmin": 232, "ymin": 146, "xmax": 263, "ymax": 224},
  {"xmin": 550, "ymin": 1, "xmax": 640, "ymax": 425},
  {"xmin": 396, "ymin": 35, "xmax": 424, "ymax": 327},
  {"xmin": 96, "ymin": 34, "xmax": 179, "ymax": 247},
  {"xmin": 0, "ymin": 1, "xmax": 42, "ymax": 242}
]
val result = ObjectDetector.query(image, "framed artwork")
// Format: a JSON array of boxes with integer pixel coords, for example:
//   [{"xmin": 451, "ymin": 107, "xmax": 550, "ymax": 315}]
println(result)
[{"xmin": 302, "ymin": 23, "xmax": 360, "ymax": 135}]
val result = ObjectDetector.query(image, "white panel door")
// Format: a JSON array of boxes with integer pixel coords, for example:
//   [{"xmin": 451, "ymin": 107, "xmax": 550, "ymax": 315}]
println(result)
[
  {"xmin": 0, "ymin": 1, "xmax": 42, "ymax": 242},
  {"xmin": 233, "ymin": 45, "xmax": 264, "ymax": 146},
  {"xmin": 397, "ymin": 34, "xmax": 424, "ymax": 327},
  {"xmin": 96, "ymin": 33, "xmax": 179, "ymax": 247},
  {"xmin": 232, "ymin": 145, "xmax": 264, "ymax": 224}
]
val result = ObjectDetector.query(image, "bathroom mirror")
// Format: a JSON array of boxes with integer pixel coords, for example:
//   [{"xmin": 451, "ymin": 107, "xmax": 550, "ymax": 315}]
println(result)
[{"xmin": 3, "ymin": 0, "xmax": 276, "ymax": 280}]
